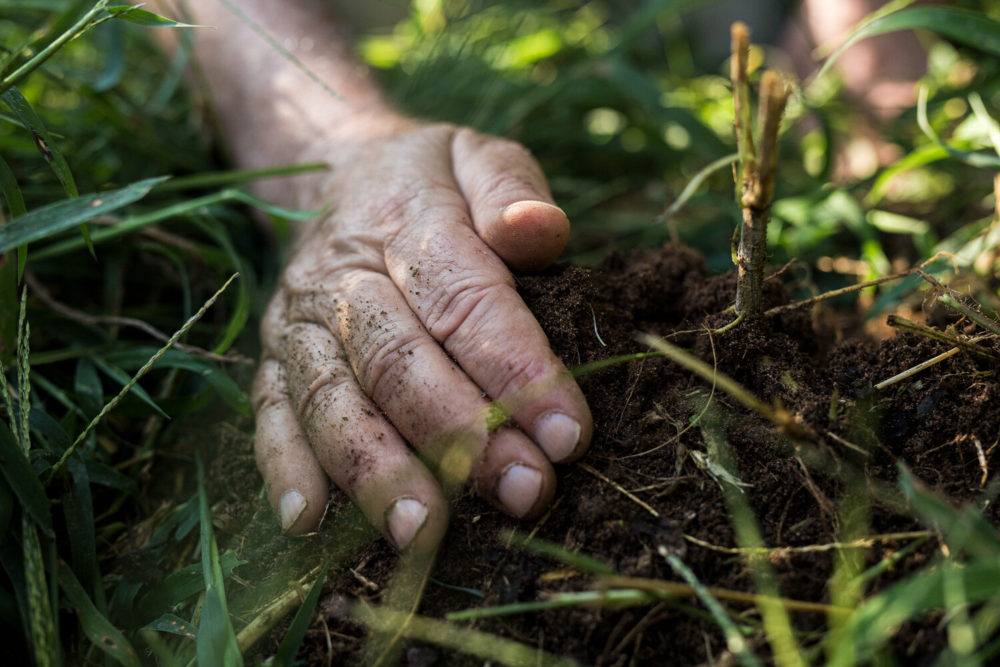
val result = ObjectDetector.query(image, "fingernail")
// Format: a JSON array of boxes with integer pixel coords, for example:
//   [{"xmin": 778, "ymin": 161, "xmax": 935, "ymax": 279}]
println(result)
[
  {"xmin": 501, "ymin": 200, "xmax": 566, "ymax": 223},
  {"xmin": 279, "ymin": 490, "xmax": 307, "ymax": 532},
  {"xmin": 497, "ymin": 463, "xmax": 543, "ymax": 518},
  {"xmin": 386, "ymin": 497, "xmax": 428, "ymax": 551},
  {"xmin": 534, "ymin": 411, "xmax": 581, "ymax": 462}
]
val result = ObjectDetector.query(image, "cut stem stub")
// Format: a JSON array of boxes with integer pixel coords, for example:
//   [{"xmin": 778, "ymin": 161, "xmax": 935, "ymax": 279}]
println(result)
[{"xmin": 731, "ymin": 23, "xmax": 792, "ymax": 318}]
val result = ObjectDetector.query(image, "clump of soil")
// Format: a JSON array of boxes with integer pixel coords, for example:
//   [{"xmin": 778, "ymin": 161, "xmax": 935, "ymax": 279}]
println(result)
[{"xmin": 222, "ymin": 243, "xmax": 999, "ymax": 665}]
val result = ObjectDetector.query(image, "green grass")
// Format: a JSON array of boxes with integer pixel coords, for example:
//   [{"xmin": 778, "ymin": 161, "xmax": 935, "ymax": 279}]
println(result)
[{"xmin": 3, "ymin": 0, "xmax": 1000, "ymax": 665}]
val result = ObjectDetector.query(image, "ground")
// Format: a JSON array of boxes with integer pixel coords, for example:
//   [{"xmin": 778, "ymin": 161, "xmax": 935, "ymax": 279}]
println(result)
[{"xmin": 208, "ymin": 243, "xmax": 999, "ymax": 665}]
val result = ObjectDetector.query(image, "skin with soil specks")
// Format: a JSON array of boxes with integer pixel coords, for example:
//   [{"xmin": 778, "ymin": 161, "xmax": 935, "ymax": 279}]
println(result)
[{"xmin": 156, "ymin": 0, "xmax": 592, "ymax": 552}]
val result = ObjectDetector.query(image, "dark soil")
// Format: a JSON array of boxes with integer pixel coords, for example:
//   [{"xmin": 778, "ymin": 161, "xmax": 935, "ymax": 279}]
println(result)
[{"xmin": 215, "ymin": 243, "xmax": 1000, "ymax": 666}]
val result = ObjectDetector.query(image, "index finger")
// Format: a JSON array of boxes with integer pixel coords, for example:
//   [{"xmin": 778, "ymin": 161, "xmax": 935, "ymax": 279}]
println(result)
[{"xmin": 380, "ymin": 192, "xmax": 591, "ymax": 464}]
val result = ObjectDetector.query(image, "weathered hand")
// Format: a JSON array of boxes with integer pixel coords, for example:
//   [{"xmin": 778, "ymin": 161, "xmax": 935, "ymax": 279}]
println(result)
[{"xmin": 251, "ymin": 120, "xmax": 592, "ymax": 551}]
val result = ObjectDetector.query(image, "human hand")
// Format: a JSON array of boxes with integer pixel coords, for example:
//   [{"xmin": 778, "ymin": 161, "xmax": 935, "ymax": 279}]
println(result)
[{"xmin": 250, "ymin": 119, "xmax": 592, "ymax": 552}]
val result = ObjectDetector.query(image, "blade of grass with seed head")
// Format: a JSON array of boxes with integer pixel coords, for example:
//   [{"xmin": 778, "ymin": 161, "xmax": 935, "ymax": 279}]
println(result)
[{"xmin": 48, "ymin": 273, "xmax": 239, "ymax": 479}]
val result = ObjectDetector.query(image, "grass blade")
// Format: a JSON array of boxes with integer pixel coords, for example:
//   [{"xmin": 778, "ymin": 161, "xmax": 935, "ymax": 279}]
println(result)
[
  {"xmin": 0, "ymin": 1, "xmax": 108, "ymax": 96},
  {"xmin": 91, "ymin": 356, "xmax": 169, "ymax": 419},
  {"xmin": 107, "ymin": 5, "xmax": 205, "ymax": 28},
  {"xmin": 0, "ymin": 422, "xmax": 52, "ymax": 533},
  {"xmin": 356, "ymin": 601, "xmax": 583, "ymax": 667},
  {"xmin": 196, "ymin": 455, "xmax": 243, "ymax": 667},
  {"xmin": 696, "ymin": 399, "xmax": 806, "ymax": 667},
  {"xmin": 898, "ymin": 466, "xmax": 1000, "ymax": 559},
  {"xmin": 135, "ymin": 552, "xmax": 243, "ymax": 623},
  {"xmin": 0, "ymin": 176, "xmax": 168, "ymax": 255},
  {"xmin": 505, "ymin": 532, "xmax": 614, "ymax": 575},
  {"xmin": 101, "ymin": 347, "xmax": 249, "ymax": 415},
  {"xmin": 58, "ymin": 560, "xmax": 141, "ymax": 667},
  {"xmin": 273, "ymin": 564, "xmax": 328, "ymax": 667},
  {"xmin": 62, "ymin": 457, "xmax": 98, "ymax": 600},
  {"xmin": 665, "ymin": 553, "xmax": 762, "ymax": 667},
  {"xmin": 143, "ymin": 612, "xmax": 197, "ymax": 639},
  {"xmin": 29, "ymin": 188, "xmax": 318, "ymax": 260},
  {"xmin": 153, "ymin": 162, "xmax": 328, "ymax": 192},
  {"xmin": 191, "ymin": 216, "xmax": 249, "ymax": 354},
  {"xmin": 1, "ymin": 87, "xmax": 79, "ymax": 199},
  {"xmin": 0, "ymin": 152, "xmax": 27, "ymax": 280},
  {"xmin": 818, "ymin": 7, "xmax": 1000, "ymax": 81}
]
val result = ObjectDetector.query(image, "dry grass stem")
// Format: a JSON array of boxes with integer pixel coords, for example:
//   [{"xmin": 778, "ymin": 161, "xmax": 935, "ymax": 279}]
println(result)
[
  {"xmin": 764, "ymin": 267, "xmax": 920, "ymax": 317},
  {"xmin": 577, "ymin": 462, "xmax": 660, "ymax": 518},
  {"xmin": 601, "ymin": 575, "xmax": 851, "ymax": 617},
  {"xmin": 681, "ymin": 531, "xmax": 933, "ymax": 556},
  {"xmin": 235, "ymin": 564, "xmax": 324, "ymax": 652},
  {"xmin": 874, "ymin": 346, "xmax": 962, "ymax": 390},
  {"xmin": 886, "ymin": 315, "xmax": 999, "ymax": 361}
]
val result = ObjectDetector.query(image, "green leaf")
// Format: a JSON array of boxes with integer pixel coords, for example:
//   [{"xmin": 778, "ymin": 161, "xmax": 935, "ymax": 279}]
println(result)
[
  {"xmin": 73, "ymin": 357, "xmax": 103, "ymax": 418},
  {"xmin": 28, "ymin": 406, "xmax": 71, "ymax": 454},
  {"xmin": 154, "ymin": 162, "xmax": 328, "ymax": 192},
  {"xmin": 0, "ymin": 1, "xmax": 109, "ymax": 96},
  {"xmin": 865, "ymin": 143, "xmax": 948, "ymax": 207},
  {"xmin": 0, "ymin": 176, "xmax": 168, "ymax": 255},
  {"xmin": 135, "ymin": 552, "xmax": 243, "ymax": 622},
  {"xmin": 0, "ymin": 153, "xmax": 26, "ymax": 219},
  {"xmin": 1, "ymin": 87, "xmax": 79, "ymax": 199},
  {"xmin": 93, "ymin": 20, "xmax": 125, "ymax": 92},
  {"xmin": 196, "ymin": 456, "xmax": 243, "ymax": 666},
  {"xmin": 92, "ymin": 356, "xmax": 169, "ymax": 419},
  {"xmin": 0, "ymin": 153, "xmax": 27, "ymax": 282},
  {"xmin": 107, "ymin": 4, "xmax": 205, "ymax": 28},
  {"xmin": 103, "ymin": 348, "xmax": 249, "ymax": 415},
  {"xmin": 916, "ymin": 84, "xmax": 1000, "ymax": 169},
  {"xmin": 30, "ymin": 187, "xmax": 316, "ymax": 261},
  {"xmin": 898, "ymin": 466, "xmax": 1000, "ymax": 560},
  {"xmin": 83, "ymin": 460, "xmax": 137, "ymax": 494},
  {"xmin": 0, "ymin": 476, "xmax": 12, "ymax": 545},
  {"xmin": 0, "ymin": 252, "xmax": 17, "ymax": 362},
  {"xmin": 143, "ymin": 613, "xmax": 197, "ymax": 639},
  {"xmin": 274, "ymin": 564, "xmax": 329, "ymax": 667},
  {"xmin": 198, "ymin": 587, "xmax": 242, "ymax": 667},
  {"xmin": 0, "ymin": 421, "xmax": 51, "ymax": 533},
  {"xmin": 819, "ymin": 8, "xmax": 1000, "ymax": 81},
  {"xmin": 58, "ymin": 560, "xmax": 142, "ymax": 667},
  {"xmin": 191, "ymin": 217, "xmax": 250, "ymax": 354},
  {"xmin": 829, "ymin": 558, "xmax": 1000, "ymax": 666},
  {"xmin": 63, "ymin": 457, "xmax": 98, "ymax": 600}
]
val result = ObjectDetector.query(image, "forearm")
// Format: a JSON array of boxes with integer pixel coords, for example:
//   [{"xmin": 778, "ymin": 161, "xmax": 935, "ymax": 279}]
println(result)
[{"xmin": 155, "ymin": 0, "xmax": 408, "ymax": 206}]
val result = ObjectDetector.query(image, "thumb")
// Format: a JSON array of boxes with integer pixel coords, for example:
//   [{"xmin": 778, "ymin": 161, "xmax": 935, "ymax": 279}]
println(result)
[{"xmin": 451, "ymin": 128, "xmax": 569, "ymax": 272}]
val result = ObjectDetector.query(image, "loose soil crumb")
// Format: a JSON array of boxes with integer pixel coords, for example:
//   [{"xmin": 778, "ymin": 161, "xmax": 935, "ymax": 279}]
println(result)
[{"xmin": 214, "ymin": 243, "xmax": 998, "ymax": 665}]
